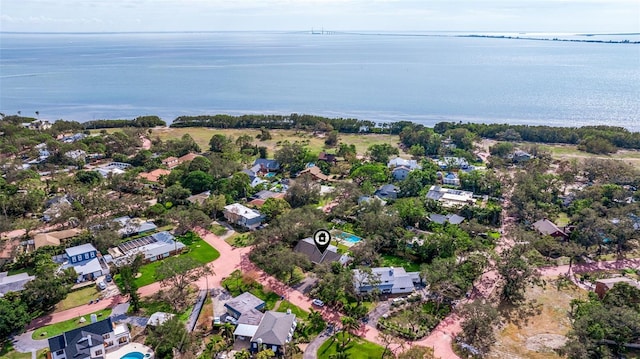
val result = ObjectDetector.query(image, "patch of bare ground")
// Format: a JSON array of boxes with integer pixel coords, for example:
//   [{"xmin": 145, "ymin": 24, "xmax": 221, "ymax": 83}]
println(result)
[{"xmin": 488, "ymin": 280, "xmax": 587, "ymax": 359}]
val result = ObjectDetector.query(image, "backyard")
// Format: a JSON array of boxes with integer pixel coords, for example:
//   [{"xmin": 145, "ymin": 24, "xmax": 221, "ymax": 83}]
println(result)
[
  {"xmin": 115, "ymin": 231, "xmax": 220, "ymax": 288},
  {"xmin": 222, "ymin": 270, "xmax": 281, "ymax": 310},
  {"xmin": 53, "ymin": 286, "xmax": 102, "ymax": 312}
]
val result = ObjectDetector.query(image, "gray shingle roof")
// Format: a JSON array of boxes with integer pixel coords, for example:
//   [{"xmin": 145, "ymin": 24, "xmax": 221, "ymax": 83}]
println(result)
[
  {"xmin": 48, "ymin": 317, "xmax": 113, "ymax": 354},
  {"xmin": 293, "ymin": 237, "xmax": 346, "ymax": 265},
  {"xmin": 251, "ymin": 311, "xmax": 296, "ymax": 346},
  {"xmin": 225, "ymin": 292, "xmax": 265, "ymax": 317}
]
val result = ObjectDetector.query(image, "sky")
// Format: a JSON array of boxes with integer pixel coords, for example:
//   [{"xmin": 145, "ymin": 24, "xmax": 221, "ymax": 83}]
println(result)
[{"xmin": 1, "ymin": 0, "xmax": 638, "ymax": 33}]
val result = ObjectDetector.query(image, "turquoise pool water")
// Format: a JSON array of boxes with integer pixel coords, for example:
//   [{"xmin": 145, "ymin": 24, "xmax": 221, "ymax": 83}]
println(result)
[
  {"xmin": 264, "ymin": 172, "xmax": 276, "ymax": 178},
  {"xmin": 121, "ymin": 352, "xmax": 145, "ymax": 359},
  {"xmin": 334, "ymin": 231, "xmax": 363, "ymax": 244}
]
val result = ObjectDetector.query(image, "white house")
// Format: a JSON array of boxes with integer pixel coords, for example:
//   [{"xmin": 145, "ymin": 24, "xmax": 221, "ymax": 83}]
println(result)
[
  {"xmin": 223, "ymin": 203, "xmax": 265, "ymax": 230},
  {"xmin": 387, "ymin": 157, "xmax": 421, "ymax": 170},
  {"xmin": 57, "ymin": 243, "xmax": 108, "ymax": 282},
  {"xmin": 426, "ymin": 185, "xmax": 475, "ymax": 208},
  {"xmin": 353, "ymin": 267, "xmax": 421, "ymax": 295}
]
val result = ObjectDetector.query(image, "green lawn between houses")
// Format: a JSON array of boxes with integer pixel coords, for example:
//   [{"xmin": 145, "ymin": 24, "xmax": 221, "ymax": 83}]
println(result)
[
  {"xmin": 317, "ymin": 335, "xmax": 386, "ymax": 359},
  {"xmin": 115, "ymin": 232, "xmax": 220, "ymax": 288},
  {"xmin": 31, "ymin": 309, "xmax": 112, "ymax": 340},
  {"xmin": 380, "ymin": 254, "xmax": 422, "ymax": 272}
]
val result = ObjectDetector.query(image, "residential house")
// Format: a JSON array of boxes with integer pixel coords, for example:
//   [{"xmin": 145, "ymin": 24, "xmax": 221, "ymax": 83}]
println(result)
[
  {"xmin": 426, "ymin": 185, "xmax": 475, "ymax": 208},
  {"xmin": 225, "ymin": 292, "xmax": 266, "ymax": 319},
  {"xmin": 294, "ymin": 237, "xmax": 350, "ymax": 265},
  {"xmin": 0, "ymin": 271, "xmax": 35, "ymax": 297},
  {"xmin": 138, "ymin": 168, "xmax": 171, "ymax": 182},
  {"xmin": 223, "ymin": 203, "xmax": 265, "ymax": 230},
  {"xmin": 353, "ymin": 267, "xmax": 421, "ymax": 295},
  {"xmin": 318, "ymin": 152, "xmax": 337, "ymax": 165},
  {"xmin": 33, "ymin": 228, "xmax": 82, "ymax": 249},
  {"xmin": 162, "ymin": 156, "xmax": 180, "ymax": 169},
  {"xmin": 108, "ymin": 231, "xmax": 185, "ymax": 266},
  {"xmin": 253, "ymin": 158, "xmax": 280, "ymax": 174},
  {"xmin": 243, "ymin": 165, "xmax": 268, "ymax": 188},
  {"xmin": 594, "ymin": 277, "xmax": 640, "ymax": 298},
  {"xmin": 112, "ymin": 216, "xmax": 157, "ymax": 237},
  {"xmin": 439, "ymin": 172, "xmax": 461, "ymax": 186},
  {"xmin": 429, "ymin": 213, "xmax": 466, "ymax": 225},
  {"xmin": 187, "ymin": 191, "xmax": 211, "ymax": 206},
  {"xmin": 178, "ymin": 152, "xmax": 200, "ymax": 164},
  {"xmin": 61, "ymin": 133, "xmax": 87, "ymax": 143},
  {"xmin": 298, "ymin": 166, "xmax": 329, "ymax": 182},
  {"xmin": 511, "ymin": 150, "xmax": 532, "ymax": 163},
  {"xmin": 250, "ymin": 311, "xmax": 297, "ymax": 356},
  {"xmin": 387, "ymin": 157, "xmax": 421, "ymax": 170},
  {"xmin": 358, "ymin": 196, "xmax": 387, "ymax": 207},
  {"xmin": 64, "ymin": 149, "xmax": 87, "ymax": 162},
  {"xmin": 48, "ymin": 317, "xmax": 130, "ymax": 359},
  {"xmin": 248, "ymin": 190, "xmax": 284, "ymax": 207},
  {"xmin": 436, "ymin": 157, "xmax": 471, "ymax": 170},
  {"xmin": 23, "ymin": 119, "xmax": 53, "ymax": 131},
  {"xmin": 391, "ymin": 166, "xmax": 411, "ymax": 181},
  {"xmin": 147, "ymin": 312, "xmax": 175, "ymax": 327},
  {"xmin": 532, "ymin": 218, "xmax": 568, "ymax": 239},
  {"xmin": 43, "ymin": 195, "xmax": 72, "ymax": 222},
  {"xmin": 59, "ymin": 243, "xmax": 108, "ymax": 282},
  {"xmin": 374, "ymin": 184, "xmax": 400, "ymax": 201}
]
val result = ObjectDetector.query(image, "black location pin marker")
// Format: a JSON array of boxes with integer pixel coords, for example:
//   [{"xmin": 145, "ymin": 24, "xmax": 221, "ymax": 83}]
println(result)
[{"xmin": 313, "ymin": 229, "xmax": 331, "ymax": 254}]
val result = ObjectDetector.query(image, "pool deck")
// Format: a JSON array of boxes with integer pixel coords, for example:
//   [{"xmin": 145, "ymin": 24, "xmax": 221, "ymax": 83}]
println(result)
[
  {"xmin": 106, "ymin": 343, "xmax": 154, "ymax": 359},
  {"xmin": 331, "ymin": 230, "xmax": 363, "ymax": 247}
]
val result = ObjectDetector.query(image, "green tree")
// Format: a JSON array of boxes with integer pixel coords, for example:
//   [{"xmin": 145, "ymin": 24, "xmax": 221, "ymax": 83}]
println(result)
[
  {"xmin": 209, "ymin": 134, "xmax": 232, "ymax": 153},
  {"xmin": 284, "ymin": 174, "xmax": 320, "ymax": 208},
  {"xmin": 119, "ymin": 265, "xmax": 140, "ymax": 312},
  {"xmin": 260, "ymin": 197, "xmax": 291, "ymax": 220},
  {"xmin": 459, "ymin": 301, "xmax": 499, "ymax": 355},
  {"xmin": 325, "ymin": 130, "xmax": 339, "ymax": 147},
  {"xmin": 167, "ymin": 208, "xmax": 211, "ymax": 235},
  {"xmin": 255, "ymin": 349, "xmax": 276, "ymax": 359},
  {"xmin": 155, "ymin": 256, "xmax": 213, "ymax": 310},
  {"xmin": 498, "ymin": 244, "xmax": 540, "ymax": 305},
  {"xmin": 182, "ymin": 170, "xmax": 214, "ymax": 194},
  {"xmin": 0, "ymin": 297, "xmax": 30, "ymax": 343},
  {"xmin": 275, "ymin": 141, "xmax": 309, "ymax": 174},
  {"xmin": 160, "ymin": 183, "xmax": 191, "ymax": 206},
  {"xmin": 145, "ymin": 315, "xmax": 190, "ymax": 358},
  {"xmin": 366, "ymin": 143, "xmax": 399, "ymax": 164},
  {"xmin": 350, "ymin": 163, "xmax": 388, "ymax": 186}
]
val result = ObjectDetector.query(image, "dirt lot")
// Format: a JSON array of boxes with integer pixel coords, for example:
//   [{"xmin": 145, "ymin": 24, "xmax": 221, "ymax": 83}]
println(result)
[{"xmin": 488, "ymin": 280, "xmax": 587, "ymax": 359}]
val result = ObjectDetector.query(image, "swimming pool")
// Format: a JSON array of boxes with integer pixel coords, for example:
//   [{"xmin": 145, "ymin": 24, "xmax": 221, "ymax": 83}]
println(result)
[
  {"xmin": 120, "ymin": 352, "xmax": 146, "ymax": 359},
  {"xmin": 264, "ymin": 172, "xmax": 276, "ymax": 178},
  {"xmin": 333, "ymin": 231, "xmax": 363, "ymax": 244}
]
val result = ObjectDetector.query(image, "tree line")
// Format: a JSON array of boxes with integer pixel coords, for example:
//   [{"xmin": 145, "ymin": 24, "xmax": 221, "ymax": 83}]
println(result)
[
  {"xmin": 170, "ymin": 113, "xmax": 376, "ymax": 133},
  {"xmin": 82, "ymin": 115, "xmax": 166, "ymax": 129}
]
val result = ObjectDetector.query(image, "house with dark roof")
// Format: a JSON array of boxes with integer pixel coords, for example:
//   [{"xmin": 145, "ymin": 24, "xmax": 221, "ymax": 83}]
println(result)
[
  {"xmin": 353, "ymin": 267, "xmax": 421, "ymax": 295},
  {"xmin": 318, "ymin": 152, "xmax": 337, "ymax": 165},
  {"xmin": 250, "ymin": 311, "xmax": 297, "ymax": 356},
  {"xmin": 374, "ymin": 184, "xmax": 400, "ymax": 201},
  {"xmin": 293, "ymin": 237, "xmax": 350, "ymax": 265},
  {"xmin": 532, "ymin": 218, "xmax": 568, "ymax": 239},
  {"xmin": 225, "ymin": 292, "xmax": 266, "ymax": 319},
  {"xmin": 440, "ymin": 172, "xmax": 461, "ymax": 186},
  {"xmin": 0, "ymin": 271, "xmax": 34, "ymax": 297},
  {"xmin": 391, "ymin": 166, "xmax": 411, "ymax": 181},
  {"xmin": 429, "ymin": 213, "xmax": 466, "ymax": 225},
  {"xmin": 48, "ymin": 317, "xmax": 130, "ymax": 359}
]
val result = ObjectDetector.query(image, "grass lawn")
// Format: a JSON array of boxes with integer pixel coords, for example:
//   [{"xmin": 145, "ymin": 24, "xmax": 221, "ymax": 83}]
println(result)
[
  {"xmin": 116, "ymin": 232, "xmax": 220, "ymax": 288},
  {"xmin": 381, "ymin": 254, "xmax": 421, "ymax": 272},
  {"xmin": 151, "ymin": 127, "xmax": 399, "ymax": 157},
  {"xmin": 209, "ymin": 224, "xmax": 228, "ymax": 236},
  {"xmin": 32, "ymin": 309, "xmax": 112, "ymax": 340},
  {"xmin": 54, "ymin": 286, "xmax": 101, "ymax": 312},
  {"xmin": 317, "ymin": 335, "xmax": 386, "ymax": 359},
  {"xmin": 224, "ymin": 233, "xmax": 254, "ymax": 247},
  {"xmin": 556, "ymin": 212, "xmax": 570, "ymax": 227},
  {"xmin": 276, "ymin": 300, "xmax": 309, "ymax": 318}
]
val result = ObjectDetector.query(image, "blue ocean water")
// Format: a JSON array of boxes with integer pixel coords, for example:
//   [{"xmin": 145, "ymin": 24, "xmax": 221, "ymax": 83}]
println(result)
[{"xmin": 1, "ymin": 32, "xmax": 639, "ymax": 130}]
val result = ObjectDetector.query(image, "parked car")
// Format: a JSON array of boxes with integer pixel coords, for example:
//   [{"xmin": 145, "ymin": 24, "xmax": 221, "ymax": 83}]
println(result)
[
  {"xmin": 312, "ymin": 299, "xmax": 324, "ymax": 307},
  {"xmin": 105, "ymin": 274, "xmax": 112, "ymax": 282},
  {"xmin": 213, "ymin": 317, "xmax": 221, "ymax": 325},
  {"xmin": 97, "ymin": 281, "xmax": 107, "ymax": 290},
  {"xmin": 224, "ymin": 316, "xmax": 238, "ymax": 325}
]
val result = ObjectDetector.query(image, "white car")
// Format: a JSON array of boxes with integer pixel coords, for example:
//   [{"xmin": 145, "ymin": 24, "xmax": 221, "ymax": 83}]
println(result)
[
  {"xmin": 97, "ymin": 281, "xmax": 107, "ymax": 290},
  {"xmin": 312, "ymin": 299, "xmax": 325, "ymax": 307}
]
